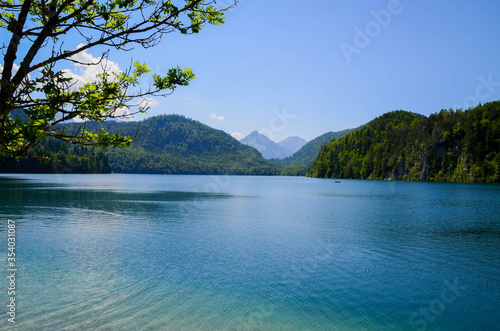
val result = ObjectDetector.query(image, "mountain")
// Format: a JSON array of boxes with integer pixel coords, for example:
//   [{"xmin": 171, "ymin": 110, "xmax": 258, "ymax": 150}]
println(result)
[
  {"xmin": 99, "ymin": 115, "xmax": 283, "ymax": 175},
  {"xmin": 308, "ymin": 102, "xmax": 500, "ymax": 182},
  {"xmin": 277, "ymin": 136, "xmax": 307, "ymax": 154},
  {"xmin": 240, "ymin": 131, "xmax": 294, "ymax": 159},
  {"xmin": 277, "ymin": 128, "xmax": 356, "ymax": 168},
  {"xmin": 274, "ymin": 129, "xmax": 355, "ymax": 176},
  {"xmin": 0, "ymin": 115, "xmax": 284, "ymax": 175}
]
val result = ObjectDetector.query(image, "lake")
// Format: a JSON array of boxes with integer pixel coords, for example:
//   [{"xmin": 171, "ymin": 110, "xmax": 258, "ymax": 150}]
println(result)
[{"xmin": 0, "ymin": 174, "xmax": 499, "ymax": 330}]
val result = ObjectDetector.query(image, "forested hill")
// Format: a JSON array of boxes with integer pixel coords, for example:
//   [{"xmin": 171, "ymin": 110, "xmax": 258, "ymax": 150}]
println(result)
[
  {"xmin": 0, "ymin": 139, "xmax": 112, "ymax": 174},
  {"xmin": 308, "ymin": 102, "xmax": 500, "ymax": 182},
  {"xmin": 102, "ymin": 115, "xmax": 282, "ymax": 175},
  {"xmin": 276, "ymin": 128, "xmax": 355, "ymax": 167}
]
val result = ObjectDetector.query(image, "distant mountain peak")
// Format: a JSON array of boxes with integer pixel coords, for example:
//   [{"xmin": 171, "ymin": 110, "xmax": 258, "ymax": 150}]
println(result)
[
  {"xmin": 246, "ymin": 130, "xmax": 267, "ymax": 138},
  {"xmin": 277, "ymin": 136, "xmax": 307, "ymax": 154},
  {"xmin": 241, "ymin": 131, "xmax": 294, "ymax": 159}
]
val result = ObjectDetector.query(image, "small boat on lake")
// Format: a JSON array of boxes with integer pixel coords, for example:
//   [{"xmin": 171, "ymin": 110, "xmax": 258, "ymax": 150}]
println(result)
[{"xmin": 334, "ymin": 180, "xmax": 342, "ymax": 183}]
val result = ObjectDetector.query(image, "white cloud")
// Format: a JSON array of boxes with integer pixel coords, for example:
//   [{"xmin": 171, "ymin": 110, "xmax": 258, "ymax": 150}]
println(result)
[
  {"xmin": 72, "ymin": 116, "xmax": 85, "ymax": 123},
  {"xmin": 73, "ymin": 107, "xmax": 133, "ymax": 122},
  {"xmin": 210, "ymin": 113, "xmax": 225, "ymax": 121},
  {"xmin": 0, "ymin": 63, "xmax": 28, "ymax": 79},
  {"xmin": 231, "ymin": 132, "xmax": 244, "ymax": 140},
  {"xmin": 111, "ymin": 107, "xmax": 134, "ymax": 121},
  {"xmin": 185, "ymin": 96, "xmax": 198, "ymax": 105},
  {"xmin": 62, "ymin": 44, "xmax": 122, "ymax": 90},
  {"xmin": 62, "ymin": 44, "xmax": 152, "ymax": 121},
  {"xmin": 138, "ymin": 97, "xmax": 159, "ymax": 108}
]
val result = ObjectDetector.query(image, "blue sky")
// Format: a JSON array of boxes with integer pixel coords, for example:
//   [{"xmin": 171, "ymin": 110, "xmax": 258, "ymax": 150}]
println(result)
[
  {"xmin": 5, "ymin": 0, "xmax": 500, "ymax": 142},
  {"xmin": 139, "ymin": 0, "xmax": 499, "ymax": 142}
]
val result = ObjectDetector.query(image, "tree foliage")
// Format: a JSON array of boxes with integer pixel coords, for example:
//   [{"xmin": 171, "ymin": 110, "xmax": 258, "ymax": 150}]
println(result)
[
  {"xmin": 0, "ymin": 138, "xmax": 112, "ymax": 173},
  {"xmin": 308, "ymin": 102, "xmax": 500, "ymax": 183},
  {"xmin": 0, "ymin": 0, "xmax": 234, "ymax": 166}
]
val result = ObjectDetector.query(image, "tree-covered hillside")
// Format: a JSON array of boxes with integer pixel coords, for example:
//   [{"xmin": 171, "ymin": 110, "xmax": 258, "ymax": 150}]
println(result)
[
  {"xmin": 276, "ymin": 129, "xmax": 355, "ymax": 176},
  {"xmin": 0, "ymin": 139, "xmax": 111, "ymax": 174},
  {"xmin": 0, "ymin": 114, "xmax": 283, "ymax": 175},
  {"xmin": 102, "ymin": 115, "xmax": 283, "ymax": 175},
  {"xmin": 278, "ymin": 129, "xmax": 355, "ymax": 167},
  {"xmin": 308, "ymin": 102, "xmax": 500, "ymax": 182}
]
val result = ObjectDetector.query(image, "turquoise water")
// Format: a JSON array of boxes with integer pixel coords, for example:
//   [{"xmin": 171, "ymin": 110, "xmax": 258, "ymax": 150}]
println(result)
[{"xmin": 0, "ymin": 174, "xmax": 499, "ymax": 330}]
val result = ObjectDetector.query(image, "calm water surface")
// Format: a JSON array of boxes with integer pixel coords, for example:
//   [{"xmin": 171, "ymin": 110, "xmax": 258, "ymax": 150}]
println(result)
[{"xmin": 0, "ymin": 174, "xmax": 499, "ymax": 330}]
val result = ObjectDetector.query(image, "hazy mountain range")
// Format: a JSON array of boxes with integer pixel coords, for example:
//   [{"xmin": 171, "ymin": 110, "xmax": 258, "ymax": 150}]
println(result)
[{"xmin": 240, "ymin": 131, "xmax": 307, "ymax": 159}]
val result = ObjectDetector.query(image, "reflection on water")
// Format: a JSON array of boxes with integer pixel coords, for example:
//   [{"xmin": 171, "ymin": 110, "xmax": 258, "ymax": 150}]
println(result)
[{"xmin": 0, "ymin": 174, "xmax": 499, "ymax": 330}]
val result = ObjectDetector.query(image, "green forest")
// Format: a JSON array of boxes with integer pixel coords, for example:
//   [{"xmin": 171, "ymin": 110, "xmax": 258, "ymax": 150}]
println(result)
[
  {"xmin": 308, "ymin": 102, "xmax": 500, "ymax": 183},
  {"xmin": 276, "ymin": 129, "xmax": 355, "ymax": 176},
  {"xmin": 0, "ymin": 114, "xmax": 283, "ymax": 175},
  {"xmin": 3, "ymin": 102, "xmax": 499, "ymax": 182},
  {"xmin": 88, "ymin": 115, "xmax": 283, "ymax": 175},
  {"xmin": 0, "ymin": 138, "xmax": 111, "ymax": 174}
]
